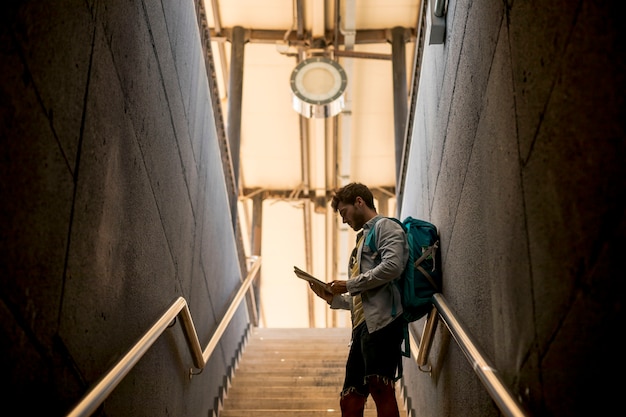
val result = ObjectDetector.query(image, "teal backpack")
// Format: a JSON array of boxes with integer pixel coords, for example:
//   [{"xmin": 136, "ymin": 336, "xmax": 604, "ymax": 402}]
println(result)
[{"xmin": 365, "ymin": 216, "xmax": 441, "ymax": 362}]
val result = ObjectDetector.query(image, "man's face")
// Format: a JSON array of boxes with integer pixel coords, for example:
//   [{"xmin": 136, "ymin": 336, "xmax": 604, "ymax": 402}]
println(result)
[{"xmin": 337, "ymin": 197, "xmax": 366, "ymax": 231}]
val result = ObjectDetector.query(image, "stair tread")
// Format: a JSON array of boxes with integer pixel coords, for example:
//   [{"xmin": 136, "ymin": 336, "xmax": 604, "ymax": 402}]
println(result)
[
  {"xmin": 235, "ymin": 368, "xmax": 343, "ymax": 375},
  {"xmin": 241, "ymin": 350, "xmax": 348, "ymax": 357},
  {"xmin": 221, "ymin": 410, "xmax": 380, "ymax": 417},
  {"xmin": 227, "ymin": 386, "xmax": 340, "ymax": 397},
  {"xmin": 222, "ymin": 327, "xmax": 407, "ymax": 417},
  {"xmin": 226, "ymin": 375, "xmax": 344, "ymax": 386}
]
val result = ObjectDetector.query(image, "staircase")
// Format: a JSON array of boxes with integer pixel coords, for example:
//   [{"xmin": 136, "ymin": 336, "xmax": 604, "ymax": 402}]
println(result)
[{"xmin": 219, "ymin": 327, "xmax": 408, "ymax": 417}]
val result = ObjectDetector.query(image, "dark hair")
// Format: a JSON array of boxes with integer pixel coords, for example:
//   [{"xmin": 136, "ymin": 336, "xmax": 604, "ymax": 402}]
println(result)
[{"xmin": 331, "ymin": 182, "xmax": 376, "ymax": 212}]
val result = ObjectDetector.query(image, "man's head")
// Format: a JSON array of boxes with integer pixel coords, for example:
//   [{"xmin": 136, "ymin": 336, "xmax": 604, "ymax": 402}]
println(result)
[{"xmin": 331, "ymin": 183, "xmax": 377, "ymax": 231}]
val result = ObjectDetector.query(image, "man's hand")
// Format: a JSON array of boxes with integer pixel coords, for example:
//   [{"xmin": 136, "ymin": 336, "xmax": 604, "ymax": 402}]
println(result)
[
  {"xmin": 329, "ymin": 280, "xmax": 348, "ymax": 295},
  {"xmin": 309, "ymin": 282, "xmax": 333, "ymax": 303}
]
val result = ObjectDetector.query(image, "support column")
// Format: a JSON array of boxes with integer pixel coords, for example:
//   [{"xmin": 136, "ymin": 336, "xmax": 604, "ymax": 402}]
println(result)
[
  {"xmin": 391, "ymin": 27, "xmax": 408, "ymax": 187},
  {"xmin": 249, "ymin": 193, "xmax": 263, "ymax": 325},
  {"xmin": 228, "ymin": 26, "xmax": 246, "ymax": 228}
]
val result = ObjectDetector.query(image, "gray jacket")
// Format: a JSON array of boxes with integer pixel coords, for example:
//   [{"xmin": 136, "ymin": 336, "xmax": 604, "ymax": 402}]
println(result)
[{"xmin": 330, "ymin": 215, "xmax": 409, "ymax": 333}]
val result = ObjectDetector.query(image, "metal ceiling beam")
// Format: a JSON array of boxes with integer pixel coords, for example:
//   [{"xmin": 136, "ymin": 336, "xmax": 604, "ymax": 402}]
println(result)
[
  {"xmin": 207, "ymin": 27, "xmax": 416, "ymax": 45},
  {"xmin": 240, "ymin": 187, "xmax": 396, "ymax": 200}
]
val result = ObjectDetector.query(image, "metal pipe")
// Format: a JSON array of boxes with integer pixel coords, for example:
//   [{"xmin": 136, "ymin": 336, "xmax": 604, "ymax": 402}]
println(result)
[
  {"xmin": 329, "ymin": 0, "xmax": 341, "ymax": 326},
  {"xmin": 432, "ymin": 294, "xmax": 529, "ymax": 417},
  {"xmin": 333, "ymin": 0, "xmax": 340, "ymax": 51},
  {"xmin": 334, "ymin": 0, "xmax": 357, "ymax": 328},
  {"xmin": 299, "ymin": 112, "xmax": 315, "ymax": 325},
  {"xmin": 333, "ymin": 50, "xmax": 392, "ymax": 60},
  {"xmin": 296, "ymin": 0, "xmax": 305, "ymax": 39}
]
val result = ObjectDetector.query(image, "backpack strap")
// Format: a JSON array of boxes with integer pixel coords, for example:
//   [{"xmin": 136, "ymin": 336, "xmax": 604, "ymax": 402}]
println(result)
[
  {"xmin": 363, "ymin": 216, "xmax": 404, "ymax": 318},
  {"xmin": 401, "ymin": 323, "xmax": 411, "ymax": 359},
  {"xmin": 364, "ymin": 216, "xmax": 383, "ymax": 253},
  {"xmin": 394, "ymin": 321, "xmax": 409, "ymax": 380},
  {"xmin": 365, "ymin": 216, "xmax": 403, "ymax": 253},
  {"xmin": 414, "ymin": 240, "xmax": 440, "ymax": 291},
  {"xmin": 364, "ymin": 225, "xmax": 378, "ymax": 253}
]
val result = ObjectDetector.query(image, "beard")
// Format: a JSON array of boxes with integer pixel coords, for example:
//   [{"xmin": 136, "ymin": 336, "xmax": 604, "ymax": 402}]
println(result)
[{"xmin": 351, "ymin": 211, "xmax": 367, "ymax": 231}]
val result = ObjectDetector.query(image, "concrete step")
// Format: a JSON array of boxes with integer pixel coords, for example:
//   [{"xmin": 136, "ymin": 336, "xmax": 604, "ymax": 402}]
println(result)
[
  {"xmin": 237, "ymin": 357, "xmax": 346, "ymax": 375},
  {"xmin": 226, "ymin": 373, "xmax": 344, "ymax": 387},
  {"xmin": 226, "ymin": 385, "xmax": 340, "ymax": 398},
  {"xmin": 223, "ymin": 397, "xmax": 343, "ymax": 409},
  {"xmin": 250, "ymin": 327, "xmax": 351, "ymax": 339},
  {"xmin": 237, "ymin": 353, "xmax": 347, "ymax": 364},
  {"xmin": 220, "ymin": 409, "xmax": 383, "ymax": 417}
]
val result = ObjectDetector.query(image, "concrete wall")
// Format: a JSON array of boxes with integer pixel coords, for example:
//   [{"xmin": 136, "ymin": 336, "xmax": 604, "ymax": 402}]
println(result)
[
  {"xmin": 0, "ymin": 1, "xmax": 249, "ymax": 415},
  {"xmin": 399, "ymin": 0, "xmax": 624, "ymax": 416}
]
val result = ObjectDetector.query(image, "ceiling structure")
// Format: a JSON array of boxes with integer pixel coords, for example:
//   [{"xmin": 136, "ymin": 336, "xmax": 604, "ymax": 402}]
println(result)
[{"xmin": 200, "ymin": 0, "xmax": 423, "ymax": 327}]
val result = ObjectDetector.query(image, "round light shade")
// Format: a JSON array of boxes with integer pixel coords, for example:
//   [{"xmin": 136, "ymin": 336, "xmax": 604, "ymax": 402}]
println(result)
[{"xmin": 290, "ymin": 57, "xmax": 348, "ymax": 118}]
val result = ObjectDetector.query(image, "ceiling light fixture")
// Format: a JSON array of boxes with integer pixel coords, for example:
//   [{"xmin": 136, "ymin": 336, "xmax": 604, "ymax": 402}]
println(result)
[{"xmin": 290, "ymin": 57, "xmax": 348, "ymax": 118}]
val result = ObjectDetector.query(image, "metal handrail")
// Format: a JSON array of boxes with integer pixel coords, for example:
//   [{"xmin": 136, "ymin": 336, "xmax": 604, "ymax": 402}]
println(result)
[
  {"xmin": 433, "ymin": 0, "xmax": 446, "ymax": 18},
  {"xmin": 409, "ymin": 293, "xmax": 529, "ymax": 417},
  {"xmin": 66, "ymin": 256, "xmax": 262, "ymax": 417}
]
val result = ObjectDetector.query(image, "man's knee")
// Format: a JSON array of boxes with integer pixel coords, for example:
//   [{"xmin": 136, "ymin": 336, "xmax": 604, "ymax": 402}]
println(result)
[{"xmin": 340, "ymin": 388, "xmax": 367, "ymax": 415}]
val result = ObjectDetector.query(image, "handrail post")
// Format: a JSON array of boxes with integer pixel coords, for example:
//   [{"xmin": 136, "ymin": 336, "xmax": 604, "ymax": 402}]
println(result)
[{"xmin": 416, "ymin": 306, "xmax": 439, "ymax": 370}]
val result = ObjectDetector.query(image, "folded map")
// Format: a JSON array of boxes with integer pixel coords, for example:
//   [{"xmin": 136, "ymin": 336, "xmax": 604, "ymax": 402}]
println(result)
[{"xmin": 293, "ymin": 266, "xmax": 332, "ymax": 293}]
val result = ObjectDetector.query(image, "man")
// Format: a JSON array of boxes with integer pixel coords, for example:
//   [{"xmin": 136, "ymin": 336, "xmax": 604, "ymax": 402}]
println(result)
[{"xmin": 308, "ymin": 182, "xmax": 409, "ymax": 417}]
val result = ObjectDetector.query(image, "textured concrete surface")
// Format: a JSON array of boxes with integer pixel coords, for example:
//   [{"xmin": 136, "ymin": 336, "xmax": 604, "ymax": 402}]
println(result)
[
  {"xmin": 1, "ymin": 1, "xmax": 247, "ymax": 416},
  {"xmin": 400, "ymin": 0, "xmax": 624, "ymax": 416}
]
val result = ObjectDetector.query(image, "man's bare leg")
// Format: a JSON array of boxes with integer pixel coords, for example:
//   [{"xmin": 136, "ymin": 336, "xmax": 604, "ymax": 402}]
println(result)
[{"xmin": 368, "ymin": 376, "xmax": 400, "ymax": 417}]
